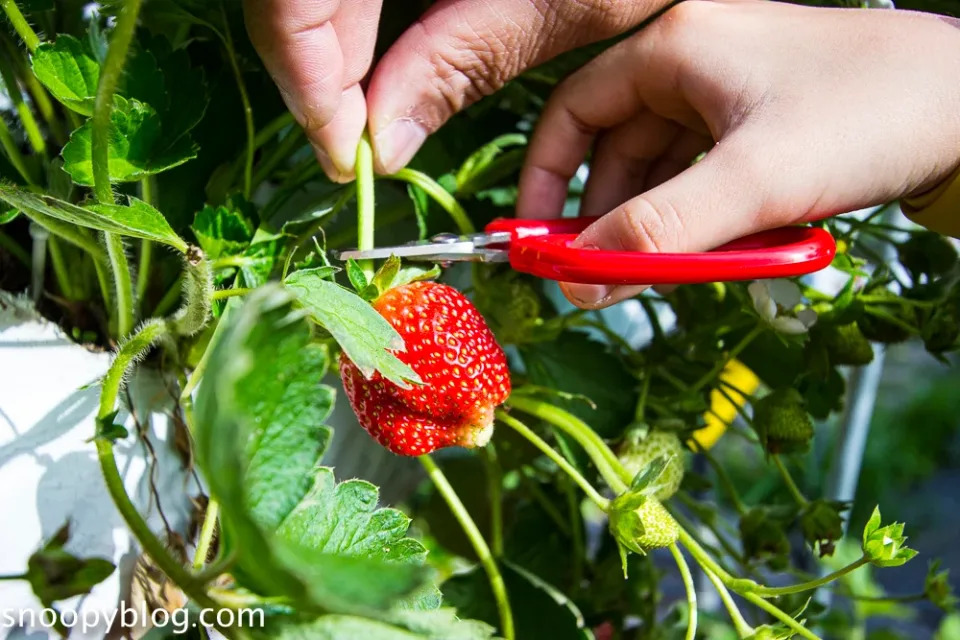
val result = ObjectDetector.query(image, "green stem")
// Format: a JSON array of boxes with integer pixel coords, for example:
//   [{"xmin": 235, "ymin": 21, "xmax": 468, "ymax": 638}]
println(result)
[
  {"xmin": 212, "ymin": 255, "xmax": 255, "ymax": 269},
  {"xmin": 0, "ymin": 50, "xmax": 44, "ymax": 156},
  {"xmin": 639, "ymin": 296, "xmax": 665, "ymax": 342},
  {"xmin": 0, "ymin": 0, "xmax": 39, "ymax": 51},
  {"xmin": 136, "ymin": 177, "xmax": 157, "ymax": 306},
  {"xmin": 180, "ymin": 305, "xmax": 232, "ymax": 402},
  {"xmin": 694, "ymin": 442, "xmax": 747, "ymax": 515},
  {"xmin": 690, "ymin": 325, "xmax": 763, "ymax": 393},
  {"xmin": 92, "ymin": 0, "xmax": 141, "ymax": 338},
  {"xmin": 355, "ymin": 133, "xmax": 376, "ymax": 280},
  {"xmin": 0, "ymin": 228, "xmax": 29, "ymax": 266},
  {"xmin": 773, "ymin": 455, "xmax": 809, "ymax": 508},
  {"xmin": 253, "ymin": 111, "xmax": 295, "ymax": 149},
  {"xmin": 482, "ymin": 445, "xmax": 504, "ymax": 557},
  {"xmin": 47, "ymin": 236, "xmax": 74, "ymax": 299},
  {"xmin": 562, "ymin": 476, "xmax": 585, "ymax": 590},
  {"xmin": 94, "ymin": 320, "xmax": 218, "ymax": 612},
  {"xmin": 152, "ymin": 274, "xmax": 183, "ymax": 318},
  {"xmin": 387, "ymin": 168, "xmax": 476, "ymax": 234},
  {"xmin": 506, "ymin": 395, "xmax": 629, "ymax": 493},
  {"xmin": 250, "ymin": 126, "xmax": 304, "ymax": 190},
  {"xmin": 496, "ymin": 409, "xmax": 610, "ymax": 510},
  {"xmin": 635, "ymin": 371, "xmax": 651, "ymax": 422},
  {"xmin": 702, "ymin": 567, "xmax": 754, "ymax": 638},
  {"xmin": 0, "ymin": 573, "xmax": 26, "ymax": 581},
  {"xmin": 750, "ymin": 557, "xmax": 870, "ymax": 598},
  {"xmin": 743, "ymin": 592, "xmax": 821, "ymax": 640},
  {"xmin": 0, "ymin": 115, "xmax": 33, "ymax": 184},
  {"xmin": 219, "ymin": 1, "xmax": 254, "ymax": 199},
  {"xmin": 193, "ymin": 500, "xmax": 220, "ymax": 571},
  {"xmin": 419, "ymin": 455, "xmax": 515, "ymax": 640},
  {"xmin": 669, "ymin": 543, "xmax": 697, "ymax": 640},
  {"xmin": 212, "ymin": 287, "xmax": 252, "ymax": 301}
]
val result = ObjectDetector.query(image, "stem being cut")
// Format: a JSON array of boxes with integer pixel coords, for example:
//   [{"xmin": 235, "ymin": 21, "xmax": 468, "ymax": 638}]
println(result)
[
  {"xmin": 420, "ymin": 455, "xmax": 515, "ymax": 640},
  {"xmin": 355, "ymin": 133, "xmax": 376, "ymax": 280}
]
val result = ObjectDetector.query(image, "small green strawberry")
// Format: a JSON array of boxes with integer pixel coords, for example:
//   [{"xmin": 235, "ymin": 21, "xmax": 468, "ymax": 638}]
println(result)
[
  {"xmin": 617, "ymin": 429, "xmax": 685, "ymax": 501},
  {"xmin": 608, "ymin": 492, "xmax": 679, "ymax": 555},
  {"xmin": 752, "ymin": 388, "xmax": 814, "ymax": 454},
  {"xmin": 820, "ymin": 323, "xmax": 874, "ymax": 366},
  {"xmin": 898, "ymin": 231, "xmax": 958, "ymax": 281},
  {"xmin": 740, "ymin": 506, "xmax": 792, "ymax": 571}
]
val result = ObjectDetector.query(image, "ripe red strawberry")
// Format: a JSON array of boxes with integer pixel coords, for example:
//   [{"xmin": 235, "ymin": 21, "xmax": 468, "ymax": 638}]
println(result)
[{"xmin": 339, "ymin": 281, "xmax": 511, "ymax": 456}]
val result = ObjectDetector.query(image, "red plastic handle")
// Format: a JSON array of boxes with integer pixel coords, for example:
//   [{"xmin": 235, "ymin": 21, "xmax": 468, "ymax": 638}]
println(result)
[{"xmin": 484, "ymin": 217, "xmax": 836, "ymax": 285}]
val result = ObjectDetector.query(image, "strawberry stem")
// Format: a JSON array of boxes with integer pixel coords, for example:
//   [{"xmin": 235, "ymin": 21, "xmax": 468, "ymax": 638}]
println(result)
[
  {"xmin": 496, "ymin": 409, "xmax": 610, "ymax": 511},
  {"xmin": 419, "ymin": 454, "xmax": 515, "ymax": 640},
  {"xmin": 506, "ymin": 395, "xmax": 630, "ymax": 493},
  {"xmin": 386, "ymin": 168, "xmax": 475, "ymax": 235},
  {"xmin": 356, "ymin": 133, "xmax": 376, "ymax": 280},
  {"xmin": 773, "ymin": 454, "xmax": 809, "ymax": 508},
  {"xmin": 702, "ymin": 567, "xmax": 754, "ymax": 637},
  {"xmin": 669, "ymin": 543, "xmax": 698, "ymax": 640}
]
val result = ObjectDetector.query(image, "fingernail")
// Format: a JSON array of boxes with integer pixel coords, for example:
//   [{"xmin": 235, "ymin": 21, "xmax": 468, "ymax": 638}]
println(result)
[
  {"xmin": 564, "ymin": 283, "xmax": 612, "ymax": 308},
  {"xmin": 374, "ymin": 119, "xmax": 427, "ymax": 173},
  {"xmin": 313, "ymin": 144, "xmax": 348, "ymax": 183}
]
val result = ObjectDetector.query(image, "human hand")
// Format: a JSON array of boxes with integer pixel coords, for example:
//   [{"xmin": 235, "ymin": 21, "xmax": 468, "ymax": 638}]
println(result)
[
  {"xmin": 364, "ymin": 0, "xmax": 669, "ymax": 174},
  {"xmin": 243, "ymin": 0, "xmax": 383, "ymax": 182},
  {"xmin": 515, "ymin": 1, "xmax": 960, "ymax": 309}
]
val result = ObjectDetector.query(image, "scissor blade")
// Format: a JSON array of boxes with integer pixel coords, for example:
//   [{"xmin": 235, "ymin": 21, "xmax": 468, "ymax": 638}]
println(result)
[{"xmin": 335, "ymin": 241, "xmax": 478, "ymax": 261}]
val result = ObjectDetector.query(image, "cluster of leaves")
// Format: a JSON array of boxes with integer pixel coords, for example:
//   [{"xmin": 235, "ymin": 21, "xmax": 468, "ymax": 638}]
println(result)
[{"xmin": 0, "ymin": 1, "xmax": 958, "ymax": 640}]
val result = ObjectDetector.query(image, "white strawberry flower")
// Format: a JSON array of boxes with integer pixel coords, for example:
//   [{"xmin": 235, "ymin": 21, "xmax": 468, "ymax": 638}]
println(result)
[{"xmin": 748, "ymin": 279, "xmax": 818, "ymax": 335}]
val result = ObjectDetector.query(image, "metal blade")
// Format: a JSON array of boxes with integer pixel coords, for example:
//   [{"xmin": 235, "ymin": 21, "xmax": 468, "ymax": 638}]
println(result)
[{"xmin": 332, "ymin": 231, "xmax": 511, "ymax": 263}]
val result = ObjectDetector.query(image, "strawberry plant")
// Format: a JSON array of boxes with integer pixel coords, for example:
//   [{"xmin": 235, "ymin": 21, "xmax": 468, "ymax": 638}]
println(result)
[{"xmin": 0, "ymin": 1, "xmax": 958, "ymax": 639}]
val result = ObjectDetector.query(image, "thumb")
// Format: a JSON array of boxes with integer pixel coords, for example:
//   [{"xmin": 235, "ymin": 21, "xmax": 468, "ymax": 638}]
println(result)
[
  {"xmin": 365, "ymin": 0, "xmax": 656, "ymax": 174},
  {"xmin": 562, "ymin": 136, "xmax": 775, "ymax": 309}
]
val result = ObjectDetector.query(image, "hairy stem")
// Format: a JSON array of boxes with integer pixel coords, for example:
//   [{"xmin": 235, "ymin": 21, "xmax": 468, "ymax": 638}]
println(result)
[
  {"xmin": 670, "ymin": 543, "xmax": 698, "ymax": 640},
  {"xmin": 497, "ymin": 409, "xmax": 610, "ymax": 510},
  {"xmin": 0, "ymin": 0, "xmax": 38, "ymax": 51},
  {"xmin": 387, "ymin": 168, "xmax": 475, "ymax": 235},
  {"xmin": 46, "ymin": 236, "xmax": 74, "ymax": 299},
  {"xmin": 92, "ymin": 0, "xmax": 141, "ymax": 338},
  {"xmin": 750, "ymin": 556, "xmax": 870, "ymax": 598},
  {"xmin": 355, "ymin": 133, "xmax": 376, "ymax": 280},
  {"xmin": 212, "ymin": 287, "xmax": 253, "ymax": 301},
  {"xmin": 193, "ymin": 500, "xmax": 220, "ymax": 571},
  {"xmin": 419, "ymin": 455, "xmax": 514, "ymax": 640}
]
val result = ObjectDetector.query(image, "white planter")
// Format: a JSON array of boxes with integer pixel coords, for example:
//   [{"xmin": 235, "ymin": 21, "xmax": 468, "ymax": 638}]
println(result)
[{"xmin": 0, "ymin": 293, "xmax": 195, "ymax": 639}]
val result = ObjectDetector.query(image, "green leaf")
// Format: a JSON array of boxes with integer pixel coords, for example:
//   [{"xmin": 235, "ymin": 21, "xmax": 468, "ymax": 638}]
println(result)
[
  {"xmin": 0, "ymin": 207, "xmax": 18, "ymax": 224},
  {"xmin": 861, "ymin": 506, "xmax": 918, "ymax": 568},
  {"xmin": 194, "ymin": 287, "xmax": 426, "ymax": 613},
  {"xmin": 61, "ymin": 96, "xmax": 198, "ymax": 184},
  {"xmin": 520, "ymin": 331, "xmax": 636, "ymax": 437},
  {"xmin": 31, "ymin": 35, "xmax": 100, "ymax": 115},
  {"xmin": 191, "ymin": 201, "xmax": 255, "ymax": 260},
  {"xmin": 455, "ymin": 133, "xmax": 527, "ymax": 197},
  {"xmin": 265, "ymin": 609, "xmax": 495, "ymax": 640},
  {"xmin": 122, "ymin": 47, "xmax": 166, "ymax": 114},
  {"xmin": 628, "ymin": 455, "xmax": 668, "ymax": 495},
  {"xmin": 346, "ymin": 258, "xmax": 369, "ymax": 293},
  {"xmin": 0, "ymin": 185, "xmax": 188, "ymax": 252},
  {"xmin": 443, "ymin": 560, "xmax": 591, "ymax": 640},
  {"xmin": 25, "ymin": 524, "xmax": 115, "ymax": 606},
  {"xmin": 284, "ymin": 268, "xmax": 422, "ymax": 388}
]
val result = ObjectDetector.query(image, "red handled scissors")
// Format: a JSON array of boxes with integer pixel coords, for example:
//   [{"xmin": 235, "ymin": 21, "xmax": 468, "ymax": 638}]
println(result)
[{"xmin": 335, "ymin": 217, "xmax": 836, "ymax": 285}]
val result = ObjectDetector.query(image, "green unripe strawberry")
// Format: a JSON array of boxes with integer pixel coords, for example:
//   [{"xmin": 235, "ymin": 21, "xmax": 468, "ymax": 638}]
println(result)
[
  {"xmin": 608, "ymin": 493, "xmax": 679, "ymax": 555},
  {"xmin": 821, "ymin": 323, "xmax": 874, "ymax": 366},
  {"xmin": 856, "ymin": 290, "xmax": 914, "ymax": 344},
  {"xmin": 617, "ymin": 430, "xmax": 686, "ymax": 501},
  {"xmin": 740, "ymin": 506, "xmax": 791, "ymax": 571},
  {"xmin": 752, "ymin": 388, "xmax": 814, "ymax": 454},
  {"xmin": 898, "ymin": 231, "xmax": 958, "ymax": 281}
]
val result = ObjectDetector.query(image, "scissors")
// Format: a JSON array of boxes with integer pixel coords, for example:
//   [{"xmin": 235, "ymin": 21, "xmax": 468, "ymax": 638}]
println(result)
[{"xmin": 334, "ymin": 216, "xmax": 836, "ymax": 285}]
